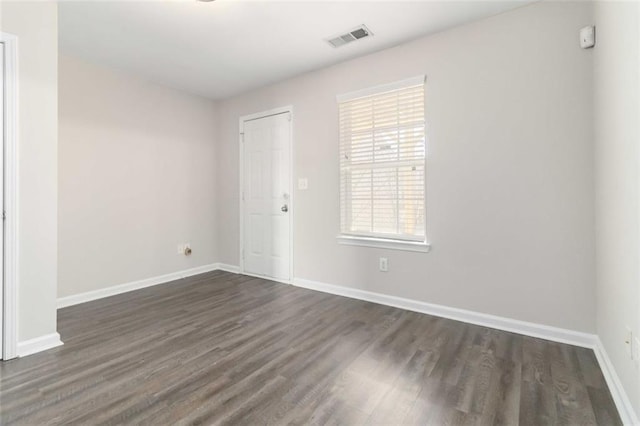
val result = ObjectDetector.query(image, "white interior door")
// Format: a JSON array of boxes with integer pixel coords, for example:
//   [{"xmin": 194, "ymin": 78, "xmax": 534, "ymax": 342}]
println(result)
[{"xmin": 242, "ymin": 112, "xmax": 291, "ymax": 281}]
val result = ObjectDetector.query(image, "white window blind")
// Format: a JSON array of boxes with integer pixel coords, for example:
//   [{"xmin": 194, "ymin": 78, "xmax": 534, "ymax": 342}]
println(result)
[{"xmin": 339, "ymin": 76, "xmax": 426, "ymax": 242}]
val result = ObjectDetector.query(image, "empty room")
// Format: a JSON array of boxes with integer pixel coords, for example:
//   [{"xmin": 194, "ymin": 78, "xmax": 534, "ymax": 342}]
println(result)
[{"xmin": 0, "ymin": 0, "xmax": 639, "ymax": 424}]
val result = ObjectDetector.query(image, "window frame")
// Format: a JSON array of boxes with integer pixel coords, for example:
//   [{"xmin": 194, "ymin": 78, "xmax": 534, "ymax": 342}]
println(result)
[{"xmin": 336, "ymin": 76, "xmax": 430, "ymax": 252}]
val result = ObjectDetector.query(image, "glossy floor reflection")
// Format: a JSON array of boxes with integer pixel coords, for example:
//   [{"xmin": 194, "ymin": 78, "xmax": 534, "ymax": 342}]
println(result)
[{"xmin": 0, "ymin": 271, "xmax": 621, "ymax": 425}]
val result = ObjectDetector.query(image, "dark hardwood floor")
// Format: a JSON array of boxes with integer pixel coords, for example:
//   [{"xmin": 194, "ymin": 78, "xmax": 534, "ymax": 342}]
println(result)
[{"xmin": 0, "ymin": 271, "xmax": 621, "ymax": 425}]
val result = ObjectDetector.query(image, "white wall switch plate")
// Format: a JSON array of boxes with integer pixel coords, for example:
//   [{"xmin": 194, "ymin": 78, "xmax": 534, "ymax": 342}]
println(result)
[
  {"xmin": 626, "ymin": 326, "xmax": 633, "ymax": 359},
  {"xmin": 177, "ymin": 244, "xmax": 183, "ymax": 254},
  {"xmin": 379, "ymin": 257, "xmax": 388, "ymax": 272},
  {"xmin": 580, "ymin": 25, "xmax": 595, "ymax": 49},
  {"xmin": 298, "ymin": 178, "xmax": 308, "ymax": 190}
]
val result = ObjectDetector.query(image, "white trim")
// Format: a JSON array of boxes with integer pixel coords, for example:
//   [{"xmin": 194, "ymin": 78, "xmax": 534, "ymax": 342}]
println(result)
[
  {"xmin": 238, "ymin": 106, "xmax": 293, "ymax": 124},
  {"xmin": 337, "ymin": 235, "xmax": 431, "ymax": 253},
  {"xmin": 57, "ymin": 263, "xmax": 220, "ymax": 309},
  {"xmin": 215, "ymin": 263, "xmax": 240, "ymax": 274},
  {"xmin": 239, "ymin": 105, "xmax": 294, "ymax": 283},
  {"xmin": 17, "ymin": 332, "xmax": 63, "ymax": 358},
  {"xmin": 593, "ymin": 338, "xmax": 640, "ymax": 426},
  {"xmin": 292, "ymin": 277, "xmax": 596, "ymax": 348},
  {"xmin": 1, "ymin": 32, "xmax": 19, "ymax": 360},
  {"xmin": 240, "ymin": 270, "xmax": 291, "ymax": 286},
  {"xmin": 337, "ymin": 75, "xmax": 425, "ymax": 103}
]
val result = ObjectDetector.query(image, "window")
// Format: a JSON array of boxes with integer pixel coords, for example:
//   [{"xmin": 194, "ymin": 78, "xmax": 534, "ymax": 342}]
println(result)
[{"xmin": 337, "ymin": 76, "xmax": 429, "ymax": 252}]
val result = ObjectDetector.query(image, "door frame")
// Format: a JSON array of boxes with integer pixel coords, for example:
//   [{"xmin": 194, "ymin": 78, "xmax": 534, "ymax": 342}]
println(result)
[
  {"xmin": 238, "ymin": 105, "xmax": 294, "ymax": 284},
  {"xmin": 0, "ymin": 32, "xmax": 19, "ymax": 360}
]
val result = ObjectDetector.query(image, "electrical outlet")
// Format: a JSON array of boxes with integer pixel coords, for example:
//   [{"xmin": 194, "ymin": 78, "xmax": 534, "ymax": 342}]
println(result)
[{"xmin": 379, "ymin": 257, "xmax": 388, "ymax": 272}]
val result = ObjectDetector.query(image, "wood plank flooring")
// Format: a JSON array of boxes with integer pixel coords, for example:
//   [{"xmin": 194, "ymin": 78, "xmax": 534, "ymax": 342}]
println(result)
[{"xmin": 0, "ymin": 271, "xmax": 622, "ymax": 425}]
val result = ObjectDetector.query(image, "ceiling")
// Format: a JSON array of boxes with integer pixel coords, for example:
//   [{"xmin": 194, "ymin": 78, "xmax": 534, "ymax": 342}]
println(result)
[{"xmin": 59, "ymin": 0, "xmax": 534, "ymax": 100}]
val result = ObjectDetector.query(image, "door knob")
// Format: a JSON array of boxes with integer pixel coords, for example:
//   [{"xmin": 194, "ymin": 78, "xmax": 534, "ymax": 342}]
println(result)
[{"xmin": 281, "ymin": 204, "xmax": 288, "ymax": 212}]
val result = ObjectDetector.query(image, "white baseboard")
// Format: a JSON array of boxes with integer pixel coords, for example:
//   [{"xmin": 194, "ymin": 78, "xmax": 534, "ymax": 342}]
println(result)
[
  {"xmin": 292, "ymin": 277, "xmax": 597, "ymax": 348},
  {"xmin": 215, "ymin": 263, "xmax": 240, "ymax": 274},
  {"xmin": 57, "ymin": 263, "xmax": 221, "ymax": 309},
  {"xmin": 593, "ymin": 338, "xmax": 640, "ymax": 426},
  {"xmin": 17, "ymin": 332, "xmax": 63, "ymax": 358}
]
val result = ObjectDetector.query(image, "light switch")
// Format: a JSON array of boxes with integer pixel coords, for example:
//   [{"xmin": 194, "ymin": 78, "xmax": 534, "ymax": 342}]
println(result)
[
  {"xmin": 298, "ymin": 178, "xmax": 308, "ymax": 190},
  {"xmin": 580, "ymin": 26, "xmax": 595, "ymax": 49}
]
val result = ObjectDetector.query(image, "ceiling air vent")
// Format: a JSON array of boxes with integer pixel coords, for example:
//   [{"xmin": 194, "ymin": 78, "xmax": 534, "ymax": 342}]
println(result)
[{"xmin": 326, "ymin": 25, "xmax": 373, "ymax": 48}]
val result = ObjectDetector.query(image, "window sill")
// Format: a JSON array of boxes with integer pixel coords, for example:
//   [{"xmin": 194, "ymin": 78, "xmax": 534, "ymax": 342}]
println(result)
[{"xmin": 336, "ymin": 235, "xmax": 431, "ymax": 253}]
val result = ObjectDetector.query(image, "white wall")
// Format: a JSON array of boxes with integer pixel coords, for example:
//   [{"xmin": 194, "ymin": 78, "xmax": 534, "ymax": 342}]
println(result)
[
  {"xmin": 1, "ymin": 2, "xmax": 59, "ymax": 343},
  {"xmin": 593, "ymin": 0, "xmax": 640, "ymax": 417},
  {"xmin": 216, "ymin": 1, "xmax": 596, "ymax": 332},
  {"xmin": 58, "ymin": 55, "xmax": 218, "ymax": 298}
]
